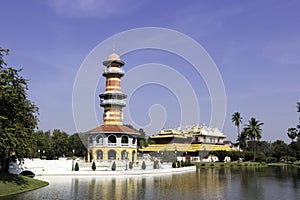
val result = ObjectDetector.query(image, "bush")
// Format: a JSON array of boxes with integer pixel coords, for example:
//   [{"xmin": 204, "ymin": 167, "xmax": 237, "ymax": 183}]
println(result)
[
  {"xmin": 75, "ymin": 162, "xmax": 79, "ymax": 171},
  {"xmin": 186, "ymin": 160, "xmax": 191, "ymax": 166},
  {"xmin": 181, "ymin": 160, "xmax": 185, "ymax": 167},
  {"xmin": 129, "ymin": 161, "xmax": 133, "ymax": 169},
  {"xmin": 92, "ymin": 161, "xmax": 96, "ymax": 171},
  {"xmin": 288, "ymin": 156, "xmax": 297, "ymax": 162},
  {"xmin": 265, "ymin": 156, "xmax": 276, "ymax": 163},
  {"xmin": 142, "ymin": 161, "xmax": 146, "ymax": 170},
  {"xmin": 172, "ymin": 161, "xmax": 177, "ymax": 168},
  {"xmin": 184, "ymin": 160, "xmax": 188, "ymax": 167},
  {"xmin": 256, "ymin": 151, "xmax": 266, "ymax": 162},
  {"xmin": 177, "ymin": 161, "xmax": 181, "ymax": 168},
  {"xmin": 153, "ymin": 160, "xmax": 159, "ymax": 169},
  {"xmin": 214, "ymin": 151, "xmax": 227, "ymax": 162},
  {"xmin": 112, "ymin": 161, "xmax": 116, "ymax": 171}
]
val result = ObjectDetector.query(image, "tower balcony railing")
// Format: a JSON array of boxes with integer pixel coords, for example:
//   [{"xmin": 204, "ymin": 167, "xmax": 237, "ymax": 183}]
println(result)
[
  {"xmin": 100, "ymin": 99, "xmax": 126, "ymax": 106},
  {"xmin": 103, "ymin": 67, "xmax": 124, "ymax": 75}
]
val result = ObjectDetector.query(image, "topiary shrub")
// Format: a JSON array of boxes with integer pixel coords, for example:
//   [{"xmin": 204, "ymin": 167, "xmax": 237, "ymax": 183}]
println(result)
[
  {"xmin": 172, "ymin": 161, "xmax": 177, "ymax": 168},
  {"xmin": 75, "ymin": 162, "xmax": 79, "ymax": 171},
  {"xmin": 181, "ymin": 160, "xmax": 185, "ymax": 167},
  {"xmin": 177, "ymin": 161, "xmax": 181, "ymax": 168},
  {"xmin": 153, "ymin": 160, "xmax": 159, "ymax": 169},
  {"xmin": 112, "ymin": 161, "xmax": 116, "ymax": 171},
  {"xmin": 142, "ymin": 161, "xmax": 146, "ymax": 170},
  {"xmin": 92, "ymin": 161, "xmax": 96, "ymax": 171},
  {"xmin": 129, "ymin": 161, "xmax": 133, "ymax": 169}
]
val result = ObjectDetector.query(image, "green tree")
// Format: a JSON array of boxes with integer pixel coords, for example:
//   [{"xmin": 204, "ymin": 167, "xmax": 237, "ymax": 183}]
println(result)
[
  {"xmin": 138, "ymin": 128, "xmax": 146, "ymax": 139},
  {"xmin": 272, "ymin": 140, "xmax": 288, "ymax": 162},
  {"xmin": 0, "ymin": 48, "xmax": 39, "ymax": 172},
  {"xmin": 237, "ymin": 129, "xmax": 248, "ymax": 151},
  {"xmin": 287, "ymin": 128, "xmax": 298, "ymax": 143},
  {"xmin": 142, "ymin": 161, "xmax": 146, "ymax": 170},
  {"xmin": 52, "ymin": 129, "xmax": 69, "ymax": 157},
  {"xmin": 92, "ymin": 161, "xmax": 96, "ymax": 171},
  {"xmin": 232, "ymin": 112, "xmax": 243, "ymax": 139},
  {"xmin": 68, "ymin": 133, "xmax": 86, "ymax": 158},
  {"xmin": 74, "ymin": 162, "xmax": 79, "ymax": 171},
  {"xmin": 297, "ymin": 102, "xmax": 300, "ymax": 132},
  {"xmin": 129, "ymin": 161, "xmax": 133, "ymax": 169},
  {"xmin": 232, "ymin": 112, "xmax": 243, "ymax": 158},
  {"xmin": 244, "ymin": 118, "xmax": 264, "ymax": 161},
  {"xmin": 111, "ymin": 161, "xmax": 116, "ymax": 171}
]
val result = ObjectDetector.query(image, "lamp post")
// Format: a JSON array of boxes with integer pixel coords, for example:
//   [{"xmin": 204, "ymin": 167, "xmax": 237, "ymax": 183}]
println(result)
[
  {"xmin": 174, "ymin": 144, "xmax": 177, "ymax": 161},
  {"xmin": 157, "ymin": 150, "xmax": 160, "ymax": 169},
  {"xmin": 72, "ymin": 149, "xmax": 75, "ymax": 171},
  {"xmin": 38, "ymin": 149, "xmax": 40, "ymax": 158}
]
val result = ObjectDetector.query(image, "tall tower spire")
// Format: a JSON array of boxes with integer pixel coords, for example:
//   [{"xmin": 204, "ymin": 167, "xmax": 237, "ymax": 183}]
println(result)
[{"xmin": 100, "ymin": 53, "xmax": 127, "ymax": 125}]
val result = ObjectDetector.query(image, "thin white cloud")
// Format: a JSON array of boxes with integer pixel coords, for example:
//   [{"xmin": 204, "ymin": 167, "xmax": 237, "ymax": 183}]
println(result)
[{"xmin": 48, "ymin": 0, "xmax": 142, "ymax": 19}]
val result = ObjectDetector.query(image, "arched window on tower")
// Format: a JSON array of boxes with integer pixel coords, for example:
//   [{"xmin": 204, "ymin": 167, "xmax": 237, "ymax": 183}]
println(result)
[
  {"xmin": 108, "ymin": 135, "xmax": 117, "ymax": 146},
  {"xmin": 121, "ymin": 135, "xmax": 129, "ymax": 146},
  {"xmin": 96, "ymin": 135, "xmax": 103, "ymax": 146}
]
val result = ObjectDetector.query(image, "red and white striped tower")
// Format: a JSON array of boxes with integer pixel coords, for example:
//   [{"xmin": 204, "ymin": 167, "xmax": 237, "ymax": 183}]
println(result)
[{"xmin": 99, "ymin": 53, "xmax": 127, "ymax": 125}]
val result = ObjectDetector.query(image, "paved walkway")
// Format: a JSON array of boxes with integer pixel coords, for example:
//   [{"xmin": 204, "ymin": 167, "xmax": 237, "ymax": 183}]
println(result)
[{"xmin": 38, "ymin": 166, "xmax": 196, "ymax": 177}]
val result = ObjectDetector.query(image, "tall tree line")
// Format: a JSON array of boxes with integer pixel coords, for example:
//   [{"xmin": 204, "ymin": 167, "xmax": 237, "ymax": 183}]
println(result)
[
  {"xmin": 30, "ymin": 130, "xmax": 86, "ymax": 160},
  {"xmin": 0, "ymin": 48, "xmax": 39, "ymax": 172}
]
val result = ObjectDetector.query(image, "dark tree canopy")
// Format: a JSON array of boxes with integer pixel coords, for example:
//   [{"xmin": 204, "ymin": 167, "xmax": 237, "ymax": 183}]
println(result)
[{"xmin": 0, "ymin": 48, "xmax": 39, "ymax": 172}]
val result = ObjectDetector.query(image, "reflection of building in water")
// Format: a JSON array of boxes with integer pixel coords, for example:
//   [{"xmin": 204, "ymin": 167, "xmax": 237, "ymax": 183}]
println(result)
[
  {"xmin": 84, "ymin": 53, "xmax": 141, "ymax": 163},
  {"xmin": 140, "ymin": 126, "xmax": 233, "ymax": 161}
]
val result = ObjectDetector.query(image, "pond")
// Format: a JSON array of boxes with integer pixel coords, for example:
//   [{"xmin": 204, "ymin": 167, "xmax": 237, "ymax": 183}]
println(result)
[{"xmin": 2, "ymin": 166, "xmax": 300, "ymax": 200}]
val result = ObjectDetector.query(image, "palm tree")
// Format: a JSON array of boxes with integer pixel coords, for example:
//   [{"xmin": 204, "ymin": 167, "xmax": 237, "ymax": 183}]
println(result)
[
  {"xmin": 232, "ymin": 112, "xmax": 243, "ymax": 138},
  {"xmin": 237, "ymin": 128, "xmax": 248, "ymax": 151},
  {"xmin": 232, "ymin": 112, "xmax": 243, "ymax": 158},
  {"xmin": 287, "ymin": 128, "xmax": 298, "ymax": 143},
  {"xmin": 244, "ymin": 118, "xmax": 264, "ymax": 161},
  {"xmin": 297, "ymin": 102, "xmax": 300, "ymax": 130}
]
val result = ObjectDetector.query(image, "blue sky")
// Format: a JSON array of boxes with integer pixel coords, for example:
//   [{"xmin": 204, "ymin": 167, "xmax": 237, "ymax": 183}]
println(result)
[{"xmin": 1, "ymin": 0, "xmax": 299, "ymax": 142}]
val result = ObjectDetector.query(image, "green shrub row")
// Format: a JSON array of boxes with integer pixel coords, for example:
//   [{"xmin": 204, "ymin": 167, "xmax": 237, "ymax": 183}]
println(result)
[{"xmin": 172, "ymin": 160, "xmax": 194, "ymax": 168}]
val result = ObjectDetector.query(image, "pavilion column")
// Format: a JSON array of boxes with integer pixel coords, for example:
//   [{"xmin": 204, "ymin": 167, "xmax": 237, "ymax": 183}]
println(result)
[{"xmin": 87, "ymin": 148, "xmax": 90, "ymax": 163}]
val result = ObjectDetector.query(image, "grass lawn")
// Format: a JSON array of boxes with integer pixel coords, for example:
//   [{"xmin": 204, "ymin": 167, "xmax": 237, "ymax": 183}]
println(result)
[{"xmin": 0, "ymin": 173, "xmax": 49, "ymax": 197}]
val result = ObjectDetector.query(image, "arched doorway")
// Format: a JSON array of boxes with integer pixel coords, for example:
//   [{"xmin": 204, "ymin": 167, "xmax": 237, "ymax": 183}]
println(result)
[
  {"xmin": 108, "ymin": 150, "xmax": 116, "ymax": 160},
  {"xmin": 121, "ymin": 150, "xmax": 127, "ymax": 160},
  {"xmin": 97, "ymin": 150, "xmax": 103, "ymax": 160},
  {"xmin": 132, "ymin": 150, "xmax": 136, "ymax": 163}
]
